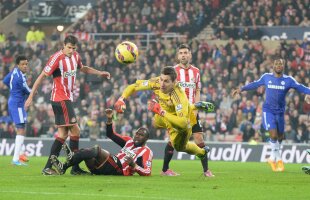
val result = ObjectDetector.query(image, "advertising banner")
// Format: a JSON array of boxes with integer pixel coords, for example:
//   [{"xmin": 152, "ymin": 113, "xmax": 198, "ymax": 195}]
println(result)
[{"xmin": 1, "ymin": 139, "xmax": 309, "ymax": 163}]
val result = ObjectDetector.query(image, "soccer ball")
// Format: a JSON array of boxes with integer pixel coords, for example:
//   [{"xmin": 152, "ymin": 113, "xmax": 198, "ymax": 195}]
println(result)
[{"xmin": 115, "ymin": 41, "xmax": 139, "ymax": 64}]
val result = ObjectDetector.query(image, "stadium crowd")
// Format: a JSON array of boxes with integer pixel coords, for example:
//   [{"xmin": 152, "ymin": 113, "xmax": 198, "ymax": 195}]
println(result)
[
  {"xmin": 0, "ymin": 0, "xmax": 24, "ymax": 20},
  {"xmin": 0, "ymin": 0, "xmax": 309, "ymax": 144}
]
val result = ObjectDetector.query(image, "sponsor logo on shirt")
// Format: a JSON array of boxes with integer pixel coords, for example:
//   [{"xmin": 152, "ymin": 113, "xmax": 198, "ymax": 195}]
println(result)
[
  {"xmin": 64, "ymin": 70, "xmax": 76, "ymax": 78},
  {"xmin": 267, "ymin": 84, "xmax": 285, "ymax": 90},
  {"xmin": 122, "ymin": 147, "xmax": 136, "ymax": 158},
  {"xmin": 178, "ymin": 81, "xmax": 196, "ymax": 88}
]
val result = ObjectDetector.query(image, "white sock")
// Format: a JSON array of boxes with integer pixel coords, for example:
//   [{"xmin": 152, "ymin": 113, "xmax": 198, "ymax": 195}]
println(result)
[
  {"xmin": 13, "ymin": 135, "xmax": 25, "ymax": 162},
  {"xmin": 269, "ymin": 139, "xmax": 277, "ymax": 162},
  {"xmin": 275, "ymin": 140, "xmax": 282, "ymax": 161}
]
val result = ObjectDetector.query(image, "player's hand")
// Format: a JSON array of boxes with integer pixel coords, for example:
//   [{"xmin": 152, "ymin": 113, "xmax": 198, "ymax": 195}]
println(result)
[
  {"xmin": 124, "ymin": 156, "xmax": 136, "ymax": 168},
  {"xmin": 24, "ymin": 96, "xmax": 33, "ymax": 111},
  {"xmin": 148, "ymin": 99, "xmax": 165, "ymax": 116},
  {"xmin": 100, "ymin": 71, "xmax": 111, "ymax": 79},
  {"xmin": 114, "ymin": 97, "xmax": 126, "ymax": 113},
  {"xmin": 231, "ymin": 88, "xmax": 241, "ymax": 98},
  {"xmin": 105, "ymin": 109, "xmax": 113, "ymax": 118},
  {"xmin": 305, "ymin": 95, "xmax": 310, "ymax": 104}
]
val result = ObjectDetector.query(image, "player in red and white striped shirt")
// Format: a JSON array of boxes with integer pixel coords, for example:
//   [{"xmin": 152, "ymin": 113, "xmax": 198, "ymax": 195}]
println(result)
[
  {"xmin": 25, "ymin": 35, "xmax": 111, "ymax": 176},
  {"xmin": 51, "ymin": 109, "xmax": 153, "ymax": 176},
  {"xmin": 161, "ymin": 44, "xmax": 214, "ymax": 177}
]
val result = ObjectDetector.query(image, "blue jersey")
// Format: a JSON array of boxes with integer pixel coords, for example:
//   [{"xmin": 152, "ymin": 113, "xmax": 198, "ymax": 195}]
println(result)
[
  {"xmin": 241, "ymin": 73, "xmax": 310, "ymax": 114},
  {"xmin": 3, "ymin": 67, "xmax": 31, "ymax": 125}
]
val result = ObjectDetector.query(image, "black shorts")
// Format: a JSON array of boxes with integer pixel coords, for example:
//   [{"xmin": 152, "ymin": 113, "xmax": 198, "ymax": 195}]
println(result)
[
  {"xmin": 51, "ymin": 100, "xmax": 77, "ymax": 126},
  {"xmin": 91, "ymin": 155, "xmax": 123, "ymax": 175},
  {"xmin": 192, "ymin": 114, "xmax": 203, "ymax": 133}
]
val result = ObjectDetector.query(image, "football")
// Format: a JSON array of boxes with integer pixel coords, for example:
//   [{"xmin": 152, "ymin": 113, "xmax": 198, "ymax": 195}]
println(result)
[{"xmin": 115, "ymin": 41, "xmax": 139, "ymax": 64}]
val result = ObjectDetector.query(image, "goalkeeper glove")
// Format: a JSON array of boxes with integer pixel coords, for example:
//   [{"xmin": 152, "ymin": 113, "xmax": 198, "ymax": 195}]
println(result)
[
  {"xmin": 148, "ymin": 99, "xmax": 165, "ymax": 116},
  {"xmin": 114, "ymin": 97, "xmax": 126, "ymax": 113}
]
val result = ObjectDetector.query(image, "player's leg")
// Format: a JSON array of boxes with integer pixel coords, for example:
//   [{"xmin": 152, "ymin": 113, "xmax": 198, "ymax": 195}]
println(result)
[
  {"xmin": 262, "ymin": 111, "xmax": 278, "ymax": 171},
  {"xmin": 275, "ymin": 114, "xmax": 285, "ymax": 172},
  {"xmin": 10, "ymin": 105, "xmax": 28, "ymax": 166},
  {"xmin": 192, "ymin": 113, "xmax": 213, "ymax": 176},
  {"xmin": 42, "ymin": 126, "xmax": 68, "ymax": 175},
  {"xmin": 12, "ymin": 125, "xmax": 27, "ymax": 166},
  {"xmin": 153, "ymin": 116, "xmax": 179, "ymax": 176}
]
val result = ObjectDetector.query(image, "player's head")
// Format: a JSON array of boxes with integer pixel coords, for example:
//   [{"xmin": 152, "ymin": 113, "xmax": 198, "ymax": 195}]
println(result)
[
  {"xmin": 176, "ymin": 44, "xmax": 191, "ymax": 66},
  {"xmin": 133, "ymin": 127, "xmax": 149, "ymax": 146},
  {"xmin": 160, "ymin": 66, "xmax": 177, "ymax": 94},
  {"xmin": 63, "ymin": 35, "xmax": 78, "ymax": 57},
  {"xmin": 16, "ymin": 55, "xmax": 28, "ymax": 73},
  {"xmin": 272, "ymin": 56, "xmax": 284, "ymax": 75}
]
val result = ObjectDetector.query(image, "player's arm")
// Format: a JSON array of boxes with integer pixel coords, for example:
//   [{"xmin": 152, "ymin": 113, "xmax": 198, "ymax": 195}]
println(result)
[
  {"xmin": 289, "ymin": 77, "xmax": 310, "ymax": 95},
  {"xmin": 3, "ymin": 72, "xmax": 11, "ymax": 88},
  {"xmin": 105, "ymin": 109, "xmax": 129, "ymax": 147},
  {"xmin": 232, "ymin": 74, "xmax": 266, "ymax": 97},
  {"xmin": 125, "ymin": 149, "xmax": 153, "ymax": 176},
  {"xmin": 25, "ymin": 71, "xmax": 47, "ymax": 110},
  {"xmin": 80, "ymin": 66, "xmax": 110, "ymax": 79},
  {"xmin": 114, "ymin": 78, "xmax": 157, "ymax": 113}
]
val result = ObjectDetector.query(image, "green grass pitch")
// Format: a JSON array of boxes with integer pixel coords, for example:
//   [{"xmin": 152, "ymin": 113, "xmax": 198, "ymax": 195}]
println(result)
[{"xmin": 0, "ymin": 156, "xmax": 309, "ymax": 200}]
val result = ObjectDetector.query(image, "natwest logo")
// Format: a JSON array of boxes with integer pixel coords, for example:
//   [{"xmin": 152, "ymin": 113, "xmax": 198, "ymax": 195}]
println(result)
[{"xmin": 0, "ymin": 139, "xmax": 44, "ymax": 156}]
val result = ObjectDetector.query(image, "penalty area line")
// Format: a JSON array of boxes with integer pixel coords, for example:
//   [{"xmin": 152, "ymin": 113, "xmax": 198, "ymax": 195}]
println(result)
[{"xmin": 0, "ymin": 190, "xmax": 186, "ymax": 200}]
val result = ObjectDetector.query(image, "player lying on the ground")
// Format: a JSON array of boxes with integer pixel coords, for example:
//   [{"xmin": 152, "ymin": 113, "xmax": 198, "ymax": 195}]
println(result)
[{"xmin": 51, "ymin": 109, "xmax": 153, "ymax": 176}]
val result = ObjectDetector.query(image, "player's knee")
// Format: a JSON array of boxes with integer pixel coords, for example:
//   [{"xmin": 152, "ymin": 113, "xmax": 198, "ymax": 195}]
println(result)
[{"xmin": 173, "ymin": 143, "xmax": 186, "ymax": 151}]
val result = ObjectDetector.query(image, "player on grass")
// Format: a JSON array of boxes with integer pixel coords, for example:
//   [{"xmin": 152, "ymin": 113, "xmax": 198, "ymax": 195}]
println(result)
[
  {"xmin": 51, "ymin": 108, "xmax": 153, "ymax": 176},
  {"xmin": 3, "ymin": 55, "xmax": 31, "ymax": 166},
  {"xmin": 114, "ymin": 66, "xmax": 215, "ymax": 176},
  {"xmin": 160, "ymin": 44, "xmax": 213, "ymax": 177},
  {"xmin": 232, "ymin": 57, "xmax": 310, "ymax": 172},
  {"xmin": 25, "ymin": 35, "xmax": 111, "ymax": 175}
]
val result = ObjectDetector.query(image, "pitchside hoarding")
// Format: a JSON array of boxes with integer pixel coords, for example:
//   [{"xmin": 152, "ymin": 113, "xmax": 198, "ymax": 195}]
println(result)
[
  {"xmin": 260, "ymin": 27, "xmax": 310, "ymax": 40},
  {"xmin": 1, "ymin": 139, "xmax": 309, "ymax": 164}
]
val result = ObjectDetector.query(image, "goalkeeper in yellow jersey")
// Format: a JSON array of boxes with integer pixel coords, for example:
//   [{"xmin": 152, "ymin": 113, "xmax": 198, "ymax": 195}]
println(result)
[{"xmin": 114, "ymin": 66, "xmax": 215, "ymax": 175}]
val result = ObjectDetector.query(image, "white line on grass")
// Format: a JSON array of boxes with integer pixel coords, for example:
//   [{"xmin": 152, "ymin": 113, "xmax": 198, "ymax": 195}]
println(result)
[{"xmin": 0, "ymin": 190, "xmax": 188, "ymax": 200}]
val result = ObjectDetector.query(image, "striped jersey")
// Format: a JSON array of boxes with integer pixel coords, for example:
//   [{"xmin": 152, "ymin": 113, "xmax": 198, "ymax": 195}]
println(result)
[
  {"xmin": 174, "ymin": 64, "xmax": 201, "ymax": 104},
  {"xmin": 241, "ymin": 73, "xmax": 310, "ymax": 114},
  {"xmin": 107, "ymin": 125, "xmax": 153, "ymax": 176},
  {"xmin": 43, "ymin": 50, "xmax": 83, "ymax": 102}
]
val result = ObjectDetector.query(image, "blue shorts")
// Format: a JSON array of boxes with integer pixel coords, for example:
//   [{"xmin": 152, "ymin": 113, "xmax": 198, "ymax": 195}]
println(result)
[
  {"xmin": 262, "ymin": 111, "xmax": 284, "ymax": 135},
  {"xmin": 8, "ymin": 103, "xmax": 27, "ymax": 126}
]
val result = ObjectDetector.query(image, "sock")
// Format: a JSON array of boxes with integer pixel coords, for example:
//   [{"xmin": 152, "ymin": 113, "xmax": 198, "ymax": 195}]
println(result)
[
  {"xmin": 269, "ymin": 138, "xmax": 277, "ymax": 162},
  {"xmin": 44, "ymin": 137, "xmax": 65, "ymax": 169},
  {"xmin": 184, "ymin": 142, "xmax": 205, "ymax": 156},
  {"xmin": 162, "ymin": 142, "xmax": 174, "ymax": 172},
  {"xmin": 70, "ymin": 136, "xmax": 80, "ymax": 170},
  {"xmin": 197, "ymin": 143, "xmax": 209, "ymax": 172},
  {"xmin": 276, "ymin": 140, "xmax": 282, "ymax": 161},
  {"xmin": 13, "ymin": 135, "xmax": 24, "ymax": 162}
]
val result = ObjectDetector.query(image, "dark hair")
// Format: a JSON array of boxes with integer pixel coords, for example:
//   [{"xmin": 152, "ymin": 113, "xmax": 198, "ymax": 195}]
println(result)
[
  {"xmin": 160, "ymin": 66, "xmax": 177, "ymax": 82},
  {"xmin": 177, "ymin": 43, "xmax": 191, "ymax": 52},
  {"xmin": 15, "ymin": 55, "xmax": 27, "ymax": 65},
  {"xmin": 64, "ymin": 35, "xmax": 78, "ymax": 45}
]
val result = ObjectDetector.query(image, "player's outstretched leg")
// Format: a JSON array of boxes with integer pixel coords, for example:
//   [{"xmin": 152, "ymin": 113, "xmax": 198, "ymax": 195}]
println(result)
[
  {"xmin": 50, "ymin": 155, "xmax": 67, "ymax": 175},
  {"xmin": 62, "ymin": 142, "xmax": 74, "ymax": 163},
  {"xmin": 194, "ymin": 101, "xmax": 215, "ymax": 113}
]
